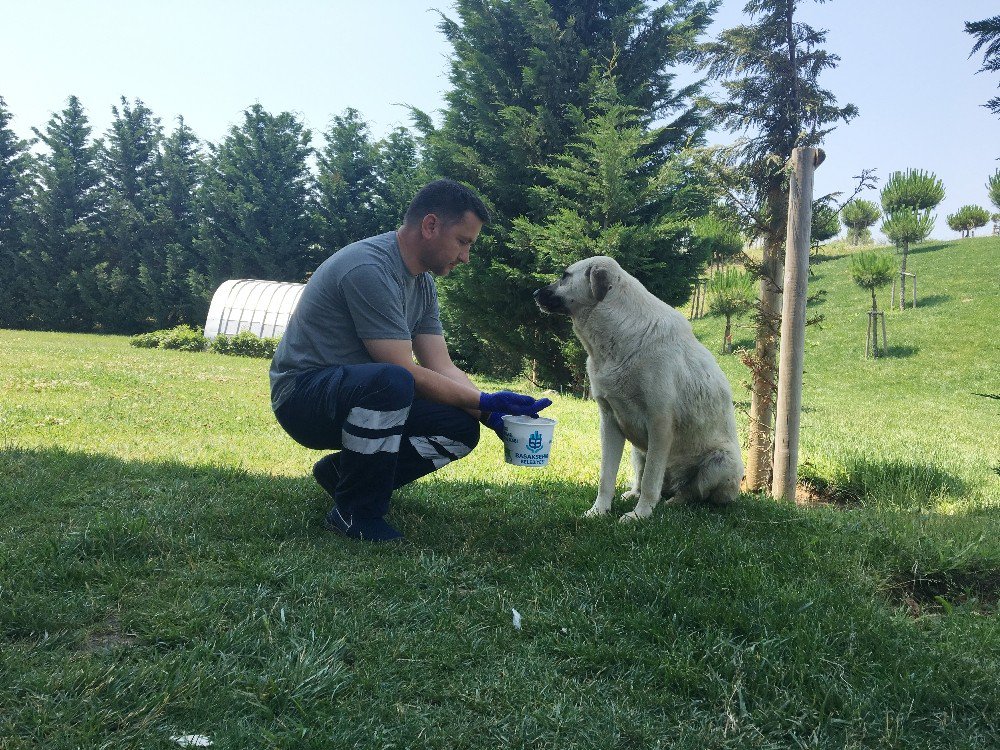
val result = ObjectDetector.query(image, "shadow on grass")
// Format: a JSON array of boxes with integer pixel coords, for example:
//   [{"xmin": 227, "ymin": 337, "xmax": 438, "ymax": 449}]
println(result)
[
  {"xmin": 0, "ymin": 443, "xmax": 843, "ymax": 568},
  {"xmin": 882, "ymin": 344, "xmax": 920, "ymax": 358},
  {"xmin": 822, "ymin": 454, "xmax": 968, "ymax": 510},
  {"xmin": 888, "ymin": 293, "xmax": 950, "ymax": 310}
]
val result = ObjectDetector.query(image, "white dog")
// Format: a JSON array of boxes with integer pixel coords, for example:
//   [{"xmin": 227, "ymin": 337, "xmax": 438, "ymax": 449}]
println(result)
[{"xmin": 534, "ymin": 256, "xmax": 744, "ymax": 521}]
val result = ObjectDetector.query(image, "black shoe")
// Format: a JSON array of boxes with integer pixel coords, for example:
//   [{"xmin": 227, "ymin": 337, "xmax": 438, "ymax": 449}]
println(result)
[
  {"xmin": 323, "ymin": 507, "xmax": 405, "ymax": 543},
  {"xmin": 313, "ymin": 454, "xmax": 340, "ymax": 498}
]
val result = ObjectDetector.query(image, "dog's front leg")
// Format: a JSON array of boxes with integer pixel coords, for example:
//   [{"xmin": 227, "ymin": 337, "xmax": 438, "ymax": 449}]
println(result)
[
  {"xmin": 620, "ymin": 415, "xmax": 673, "ymax": 522},
  {"xmin": 622, "ymin": 446, "xmax": 645, "ymax": 500},
  {"xmin": 586, "ymin": 398, "xmax": 626, "ymax": 517}
]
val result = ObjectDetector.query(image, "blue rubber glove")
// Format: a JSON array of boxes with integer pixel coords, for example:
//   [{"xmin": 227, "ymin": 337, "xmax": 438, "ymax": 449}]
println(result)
[{"xmin": 479, "ymin": 390, "xmax": 553, "ymax": 418}]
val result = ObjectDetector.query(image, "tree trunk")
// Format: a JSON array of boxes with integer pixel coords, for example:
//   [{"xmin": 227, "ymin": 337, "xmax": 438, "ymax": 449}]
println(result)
[
  {"xmin": 723, "ymin": 314, "xmax": 732, "ymax": 354},
  {"xmin": 745, "ymin": 186, "xmax": 786, "ymax": 491},
  {"xmin": 899, "ymin": 241, "xmax": 909, "ymax": 310}
]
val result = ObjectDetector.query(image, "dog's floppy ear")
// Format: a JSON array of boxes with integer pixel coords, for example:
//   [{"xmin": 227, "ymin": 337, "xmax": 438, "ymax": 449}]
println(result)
[{"xmin": 588, "ymin": 265, "xmax": 612, "ymax": 302}]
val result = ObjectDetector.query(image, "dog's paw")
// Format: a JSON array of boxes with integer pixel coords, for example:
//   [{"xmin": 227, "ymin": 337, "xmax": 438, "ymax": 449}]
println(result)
[
  {"xmin": 584, "ymin": 503, "xmax": 611, "ymax": 518},
  {"xmin": 620, "ymin": 489, "xmax": 640, "ymax": 501},
  {"xmin": 618, "ymin": 508, "xmax": 652, "ymax": 523}
]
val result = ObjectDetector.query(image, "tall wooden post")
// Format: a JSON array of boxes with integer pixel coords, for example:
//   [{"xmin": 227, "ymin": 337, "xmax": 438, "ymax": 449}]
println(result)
[{"xmin": 771, "ymin": 147, "xmax": 822, "ymax": 501}]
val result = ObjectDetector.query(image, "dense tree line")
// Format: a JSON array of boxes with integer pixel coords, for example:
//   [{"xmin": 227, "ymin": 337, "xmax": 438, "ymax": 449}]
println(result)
[{"xmin": 0, "ymin": 94, "xmax": 421, "ymax": 334}]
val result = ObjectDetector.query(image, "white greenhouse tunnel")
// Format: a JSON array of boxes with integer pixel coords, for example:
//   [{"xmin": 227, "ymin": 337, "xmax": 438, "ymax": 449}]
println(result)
[{"xmin": 204, "ymin": 279, "xmax": 304, "ymax": 340}]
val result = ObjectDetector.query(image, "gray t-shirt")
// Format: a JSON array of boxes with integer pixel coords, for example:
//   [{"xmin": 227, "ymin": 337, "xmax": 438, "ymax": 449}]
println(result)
[{"xmin": 269, "ymin": 231, "xmax": 443, "ymax": 410}]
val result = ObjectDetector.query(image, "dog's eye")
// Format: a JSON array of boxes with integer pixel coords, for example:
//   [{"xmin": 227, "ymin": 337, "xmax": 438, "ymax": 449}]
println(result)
[{"xmin": 561, "ymin": 271, "xmax": 570, "ymax": 280}]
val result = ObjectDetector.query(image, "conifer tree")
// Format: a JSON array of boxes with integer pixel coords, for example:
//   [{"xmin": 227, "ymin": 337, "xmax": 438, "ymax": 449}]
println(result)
[
  {"xmin": 423, "ymin": 0, "xmax": 715, "ymax": 380},
  {"xmin": 99, "ymin": 97, "xmax": 164, "ymax": 332},
  {"xmin": 24, "ymin": 96, "xmax": 104, "ymax": 331},
  {"xmin": 700, "ymin": 0, "xmax": 857, "ymax": 490},
  {"xmin": 315, "ymin": 108, "xmax": 381, "ymax": 255},
  {"xmin": 841, "ymin": 198, "xmax": 880, "ymax": 245},
  {"xmin": 966, "ymin": 15, "xmax": 1000, "ymax": 117},
  {"xmin": 372, "ymin": 126, "xmax": 427, "ymax": 231},
  {"xmin": 511, "ymin": 75, "xmax": 712, "ymax": 385},
  {"xmin": 707, "ymin": 266, "xmax": 756, "ymax": 354},
  {"xmin": 879, "ymin": 168, "xmax": 944, "ymax": 309},
  {"xmin": 987, "ymin": 170, "xmax": 1000, "ymax": 212},
  {"xmin": 0, "ymin": 96, "xmax": 32, "ymax": 328},
  {"xmin": 197, "ymin": 105, "xmax": 318, "ymax": 285},
  {"xmin": 946, "ymin": 205, "xmax": 991, "ymax": 237},
  {"xmin": 153, "ymin": 117, "xmax": 207, "ymax": 326}
]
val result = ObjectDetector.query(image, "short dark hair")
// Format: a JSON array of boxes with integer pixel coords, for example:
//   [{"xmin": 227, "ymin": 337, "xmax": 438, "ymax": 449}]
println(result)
[{"xmin": 404, "ymin": 179, "xmax": 490, "ymax": 227}]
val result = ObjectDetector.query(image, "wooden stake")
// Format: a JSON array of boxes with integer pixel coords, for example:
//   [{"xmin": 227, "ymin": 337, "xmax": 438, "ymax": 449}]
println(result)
[{"xmin": 771, "ymin": 147, "xmax": 820, "ymax": 501}]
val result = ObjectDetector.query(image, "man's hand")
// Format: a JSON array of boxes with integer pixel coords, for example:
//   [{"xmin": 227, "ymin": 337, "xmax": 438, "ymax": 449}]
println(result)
[
  {"xmin": 481, "ymin": 410, "xmax": 507, "ymax": 437},
  {"xmin": 479, "ymin": 390, "xmax": 553, "ymax": 418}
]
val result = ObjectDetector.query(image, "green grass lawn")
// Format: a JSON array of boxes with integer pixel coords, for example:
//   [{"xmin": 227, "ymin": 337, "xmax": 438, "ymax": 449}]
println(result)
[{"xmin": 1, "ymin": 236, "xmax": 998, "ymax": 748}]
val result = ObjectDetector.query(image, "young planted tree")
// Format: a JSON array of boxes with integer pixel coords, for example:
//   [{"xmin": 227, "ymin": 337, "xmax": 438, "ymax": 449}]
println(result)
[
  {"xmin": 423, "ymin": 0, "xmax": 715, "ymax": 382},
  {"xmin": 810, "ymin": 199, "xmax": 840, "ymax": 251},
  {"xmin": 707, "ymin": 266, "xmax": 757, "ymax": 354},
  {"xmin": 849, "ymin": 250, "xmax": 895, "ymax": 358},
  {"xmin": 0, "ymin": 96, "xmax": 32, "ymax": 329},
  {"xmin": 988, "ymin": 170, "xmax": 1000, "ymax": 212},
  {"xmin": 880, "ymin": 169, "xmax": 944, "ymax": 310},
  {"xmin": 24, "ymin": 96, "xmax": 105, "ymax": 331},
  {"xmin": 946, "ymin": 204, "xmax": 991, "ymax": 237},
  {"xmin": 700, "ymin": 0, "xmax": 858, "ymax": 490},
  {"xmin": 690, "ymin": 213, "xmax": 745, "ymax": 271},
  {"xmin": 841, "ymin": 198, "xmax": 881, "ymax": 245},
  {"xmin": 966, "ymin": 15, "xmax": 1000, "ymax": 117},
  {"xmin": 197, "ymin": 105, "xmax": 318, "ymax": 285}
]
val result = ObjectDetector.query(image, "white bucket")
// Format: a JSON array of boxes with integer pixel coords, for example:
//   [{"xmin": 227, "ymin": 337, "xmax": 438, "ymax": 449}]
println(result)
[{"xmin": 501, "ymin": 415, "xmax": 557, "ymax": 468}]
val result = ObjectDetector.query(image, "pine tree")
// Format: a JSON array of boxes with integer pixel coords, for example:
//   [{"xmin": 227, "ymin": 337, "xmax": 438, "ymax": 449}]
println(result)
[
  {"xmin": 153, "ymin": 117, "xmax": 207, "ymax": 326},
  {"xmin": 810, "ymin": 199, "xmax": 840, "ymax": 248},
  {"xmin": 511, "ymin": 75, "xmax": 711, "ymax": 385},
  {"xmin": 946, "ymin": 205, "xmax": 991, "ymax": 237},
  {"xmin": 315, "ymin": 108, "xmax": 381, "ymax": 255},
  {"xmin": 879, "ymin": 168, "xmax": 944, "ymax": 309},
  {"xmin": 966, "ymin": 15, "xmax": 1000, "ymax": 117},
  {"xmin": 707, "ymin": 266, "xmax": 756, "ymax": 354},
  {"xmin": 197, "ymin": 105, "xmax": 318, "ymax": 285},
  {"xmin": 99, "ymin": 97, "xmax": 165, "ymax": 332},
  {"xmin": 841, "ymin": 198, "xmax": 880, "ymax": 245},
  {"xmin": 24, "ymin": 96, "xmax": 105, "ymax": 331},
  {"xmin": 986, "ymin": 170, "xmax": 1000, "ymax": 212},
  {"xmin": 423, "ymin": 0, "xmax": 715, "ymax": 380},
  {"xmin": 0, "ymin": 96, "xmax": 32, "ymax": 328},
  {"xmin": 700, "ymin": 0, "xmax": 858, "ymax": 490},
  {"xmin": 372, "ymin": 126, "xmax": 427, "ymax": 231}
]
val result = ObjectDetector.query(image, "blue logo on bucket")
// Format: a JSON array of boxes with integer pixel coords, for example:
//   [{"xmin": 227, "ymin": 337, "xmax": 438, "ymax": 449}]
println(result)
[{"xmin": 526, "ymin": 430, "xmax": 544, "ymax": 453}]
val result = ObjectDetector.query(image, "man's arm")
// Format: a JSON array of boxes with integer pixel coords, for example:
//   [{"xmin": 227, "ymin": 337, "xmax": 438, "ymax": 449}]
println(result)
[
  {"xmin": 363, "ymin": 337, "xmax": 481, "ymax": 411},
  {"xmin": 364, "ymin": 335, "xmax": 552, "ymax": 424},
  {"xmin": 412, "ymin": 333, "xmax": 481, "ymax": 416}
]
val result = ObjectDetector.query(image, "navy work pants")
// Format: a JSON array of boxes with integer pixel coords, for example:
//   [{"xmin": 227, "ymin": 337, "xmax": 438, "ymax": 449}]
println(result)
[{"xmin": 275, "ymin": 363, "xmax": 481, "ymax": 519}]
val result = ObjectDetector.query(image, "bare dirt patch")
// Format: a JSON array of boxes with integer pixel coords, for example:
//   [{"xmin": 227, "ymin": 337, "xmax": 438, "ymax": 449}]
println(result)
[
  {"xmin": 886, "ymin": 568, "xmax": 1000, "ymax": 617},
  {"xmin": 79, "ymin": 613, "xmax": 137, "ymax": 653}
]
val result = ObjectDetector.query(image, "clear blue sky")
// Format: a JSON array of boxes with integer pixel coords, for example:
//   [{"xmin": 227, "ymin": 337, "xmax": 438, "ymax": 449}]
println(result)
[{"xmin": 3, "ymin": 0, "xmax": 997, "ymax": 240}]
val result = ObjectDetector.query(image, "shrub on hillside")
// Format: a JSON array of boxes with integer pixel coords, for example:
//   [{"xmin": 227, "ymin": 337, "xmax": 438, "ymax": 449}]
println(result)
[
  {"xmin": 129, "ymin": 325, "xmax": 207, "ymax": 351},
  {"xmin": 211, "ymin": 330, "xmax": 279, "ymax": 358}
]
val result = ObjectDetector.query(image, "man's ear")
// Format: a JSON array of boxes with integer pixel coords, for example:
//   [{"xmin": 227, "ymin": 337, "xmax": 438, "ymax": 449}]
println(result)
[
  {"xmin": 420, "ymin": 213, "xmax": 438, "ymax": 239},
  {"xmin": 590, "ymin": 266, "xmax": 612, "ymax": 302}
]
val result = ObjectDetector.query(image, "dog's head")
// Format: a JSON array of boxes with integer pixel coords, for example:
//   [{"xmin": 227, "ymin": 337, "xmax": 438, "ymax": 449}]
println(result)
[{"xmin": 533, "ymin": 256, "xmax": 619, "ymax": 316}]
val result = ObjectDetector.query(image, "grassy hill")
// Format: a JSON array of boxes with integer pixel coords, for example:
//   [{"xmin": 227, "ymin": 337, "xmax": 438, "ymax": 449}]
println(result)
[{"xmin": 1, "ymin": 236, "xmax": 997, "ymax": 748}]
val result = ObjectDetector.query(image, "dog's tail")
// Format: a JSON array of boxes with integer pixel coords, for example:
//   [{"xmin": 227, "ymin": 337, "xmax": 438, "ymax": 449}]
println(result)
[{"xmin": 670, "ymin": 448, "xmax": 743, "ymax": 506}]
